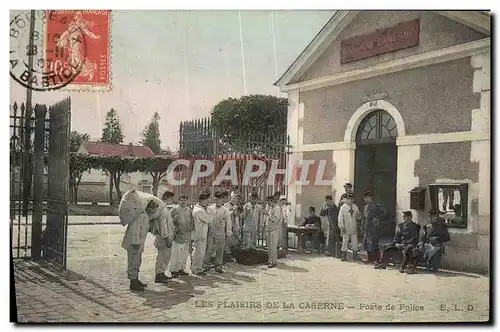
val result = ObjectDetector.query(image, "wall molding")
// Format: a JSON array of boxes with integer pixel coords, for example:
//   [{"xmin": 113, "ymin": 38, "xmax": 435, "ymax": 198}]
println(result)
[
  {"xmin": 396, "ymin": 130, "xmax": 490, "ymax": 146},
  {"xmin": 281, "ymin": 38, "xmax": 490, "ymax": 93},
  {"xmin": 296, "ymin": 130, "xmax": 490, "ymax": 152}
]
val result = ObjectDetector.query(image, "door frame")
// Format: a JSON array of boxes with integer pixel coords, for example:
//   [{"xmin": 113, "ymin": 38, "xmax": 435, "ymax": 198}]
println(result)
[{"xmin": 339, "ymin": 100, "xmax": 406, "ymax": 213}]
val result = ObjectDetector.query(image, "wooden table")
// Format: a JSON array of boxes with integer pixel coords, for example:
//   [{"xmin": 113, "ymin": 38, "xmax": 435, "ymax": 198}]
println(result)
[{"xmin": 286, "ymin": 226, "xmax": 321, "ymax": 253}]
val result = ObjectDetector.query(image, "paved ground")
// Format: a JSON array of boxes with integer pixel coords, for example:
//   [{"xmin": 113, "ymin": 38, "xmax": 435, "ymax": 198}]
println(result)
[{"xmin": 14, "ymin": 223, "xmax": 490, "ymax": 323}]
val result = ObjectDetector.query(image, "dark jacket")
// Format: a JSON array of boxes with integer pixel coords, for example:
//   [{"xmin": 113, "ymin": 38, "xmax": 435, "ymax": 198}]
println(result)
[
  {"xmin": 394, "ymin": 221, "xmax": 420, "ymax": 247},
  {"xmin": 419, "ymin": 218, "xmax": 450, "ymax": 245},
  {"xmin": 302, "ymin": 215, "xmax": 321, "ymax": 229},
  {"xmin": 319, "ymin": 203, "xmax": 339, "ymax": 228}
]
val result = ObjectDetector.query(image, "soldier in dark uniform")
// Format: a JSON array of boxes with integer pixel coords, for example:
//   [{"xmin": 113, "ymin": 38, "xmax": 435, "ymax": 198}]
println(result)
[
  {"xmin": 418, "ymin": 209, "xmax": 450, "ymax": 272},
  {"xmin": 375, "ymin": 211, "xmax": 421, "ymax": 274},
  {"xmin": 319, "ymin": 195, "xmax": 340, "ymax": 258},
  {"xmin": 361, "ymin": 190, "xmax": 388, "ymax": 264},
  {"xmin": 338, "ymin": 183, "xmax": 354, "ymax": 206}
]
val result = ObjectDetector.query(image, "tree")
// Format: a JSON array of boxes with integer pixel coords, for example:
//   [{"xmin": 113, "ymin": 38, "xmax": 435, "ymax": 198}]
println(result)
[
  {"xmin": 211, "ymin": 95, "xmax": 288, "ymax": 154},
  {"xmin": 69, "ymin": 131, "xmax": 90, "ymax": 153},
  {"xmin": 69, "ymin": 153, "xmax": 92, "ymax": 204},
  {"xmin": 140, "ymin": 112, "xmax": 162, "ymax": 155},
  {"xmin": 137, "ymin": 156, "xmax": 172, "ymax": 196},
  {"xmin": 100, "ymin": 108, "xmax": 124, "ymax": 204},
  {"xmin": 101, "ymin": 108, "xmax": 124, "ymax": 144}
]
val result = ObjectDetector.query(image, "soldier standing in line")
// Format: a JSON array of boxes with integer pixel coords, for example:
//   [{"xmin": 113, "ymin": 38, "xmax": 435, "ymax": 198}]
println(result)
[
  {"xmin": 338, "ymin": 193, "xmax": 361, "ymax": 261},
  {"xmin": 150, "ymin": 190, "xmax": 175, "ymax": 285},
  {"xmin": 204, "ymin": 191, "xmax": 232, "ymax": 273},
  {"xmin": 319, "ymin": 195, "xmax": 340, "ymax": 258},
  {"xmin": 361, "ymin": 190, "xmax": 388, "ymax": 264},
  {"xmin": 191, "ymin": 191, "xmax": 214, "ymax": 276},
  {"xmin": 265, "ymin": 194, "xmax": 283, "ymax": 268},
  {"xmin": 169, "ymin": 194, "xmax": 194, "ymax": 278},
  {"xmin": 242, "ymin": 192, "xmax": 263, "ymax": 249}
]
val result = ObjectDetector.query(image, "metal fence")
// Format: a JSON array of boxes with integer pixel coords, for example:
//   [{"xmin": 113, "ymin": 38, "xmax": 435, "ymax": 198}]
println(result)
[
  {"xmin": 177, "ymin": 117, "xmax": 291, "ymax": 248},
  {"xmin": 10, "ymin": 99, "xmax": 70, "ymax": 269}
]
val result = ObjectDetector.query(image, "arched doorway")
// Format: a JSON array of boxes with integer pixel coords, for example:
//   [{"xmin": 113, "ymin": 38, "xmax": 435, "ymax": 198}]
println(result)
[{"xmin": 354, "ymin": 109, "xmax": 398, "ymax": 239}]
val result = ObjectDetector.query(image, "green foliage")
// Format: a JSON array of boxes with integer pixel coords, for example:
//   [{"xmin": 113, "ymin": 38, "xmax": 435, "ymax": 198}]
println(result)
[
  {"xmin": 69, "ymin": 131, "xmax": 90, "ymax": 153},
  {"xmin": 69, "ymin": 153, "xmax": 175, "ymax": 198},
  {"xmin": 101, "ymin": 108, "xmax": 124, "ymax": 144},
  {"xmin": 211, "ymin": 94, "xmax": 288, "ymax": 140},
  {"xmin": 70, "ymin": 154, "xmax": 174, "ymax": 175},
  {"xmin": 140, "ymin": 112, "xmax": 162, "ymax": 155}
]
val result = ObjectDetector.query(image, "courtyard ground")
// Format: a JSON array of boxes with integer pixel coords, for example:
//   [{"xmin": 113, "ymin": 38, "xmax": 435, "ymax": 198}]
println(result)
[{"xmin": 13, "ymin": 220, "xmax": 490, "ymax": 323}]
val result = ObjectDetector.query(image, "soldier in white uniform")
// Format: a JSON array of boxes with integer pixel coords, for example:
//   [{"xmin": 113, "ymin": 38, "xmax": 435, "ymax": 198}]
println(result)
[
  {"xmin": 278, "ymin": 195, "xmax": 288, "ymax": 250},
  {"xmin": 204, "ymin": 191, "xmax": 232, "ymax": 273},
  {"xmin": 223, "ymin": 193, "xmax": 241, "ymax": 262},
  {"xmin": 151, "ymin": 190, "xmax": 175, "ymax": 284},
  {"xmin": 119, "ymin": 190, "xmax": 164, "ymax": 291},
  {"xmin": 191, "ymin": 191, "xmax": 214, "ymax": 276},
  {"xmin": 338, "ymin": 193, "xmax": 361, "ymax": 261},
  {"xmin": 170, "ymin": 194, "xmax": 194, "ymax": 278},
  {"xmin": 265, "ymin": 194, "xmax": 283, "ymax": 268},
  {"xmin": 242, "ymin": 192, "xmax": 263, "ymax": 249}
]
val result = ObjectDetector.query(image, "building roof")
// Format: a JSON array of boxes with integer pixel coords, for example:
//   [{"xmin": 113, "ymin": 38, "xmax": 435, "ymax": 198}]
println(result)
[
  {"xmin": 81, "ymin": 141, "xmax": 155, "ymax": 158},
  {"xmin": 274, "ymin": 10, "xmax": 491, "ymax": 89}
]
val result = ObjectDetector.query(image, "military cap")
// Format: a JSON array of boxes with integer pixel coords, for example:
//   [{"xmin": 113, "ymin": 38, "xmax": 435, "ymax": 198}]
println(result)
[
  {"xmin": 363, "ymin": 190, "xmax": 373, "ymax": 197},
  {"xmin": 199, "ymin": 191, "xmax": 211, "ymax": 200},
  {"xmin": 162, "ymin": 190, "xmax": 175, "ymax": 199},
  {"xmin": 428, "ymin": 209, "xmax": 438, "ymax": 215}
]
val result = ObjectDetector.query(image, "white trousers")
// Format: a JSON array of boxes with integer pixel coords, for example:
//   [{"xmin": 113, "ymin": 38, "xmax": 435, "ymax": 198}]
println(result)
[
  {"xmin": 127, "ymin": 249, "xmax": 143, "ymax": 280},
  {"xmin": 155, "ymin": 245, "xmax": 172, "ymax": 274},
  {"xmin": 191, "ymin": 238, "xmax": 207, "ymax": 274},
  {"xmin": 341, "ymin": 233, "xmax": 358, "ymax": 252},
  {"xmin": 170, "ymin": 242, "xmax": 190, "ymax": 272},
  {"xmin": 242, "ymin": 225, "xmax": 257, "ymax": 249},
  {"xmin": 204, "ymin": 236, "xmax": 225, "ymax": 268},
  {"xmin": 267, "ymin": 229, "xmax": 279, "ymax": 264}
]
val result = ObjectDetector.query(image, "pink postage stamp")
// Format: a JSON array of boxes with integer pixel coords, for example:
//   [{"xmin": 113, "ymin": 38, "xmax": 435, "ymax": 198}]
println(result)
[{"xmin": 45, "ymin": 10, "xmax": 111, "ymax": 91}]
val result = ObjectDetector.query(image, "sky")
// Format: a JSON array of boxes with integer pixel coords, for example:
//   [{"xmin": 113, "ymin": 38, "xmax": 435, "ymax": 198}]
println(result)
[{"xmin": 10, "ymin": 10, "xmax": 335, "ymax": 151}]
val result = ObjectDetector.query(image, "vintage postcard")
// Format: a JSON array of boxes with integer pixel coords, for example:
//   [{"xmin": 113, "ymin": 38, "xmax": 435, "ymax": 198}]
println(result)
[{"xmin": 9, "ymin": 9, "xmax": 491, "ymax": 323}]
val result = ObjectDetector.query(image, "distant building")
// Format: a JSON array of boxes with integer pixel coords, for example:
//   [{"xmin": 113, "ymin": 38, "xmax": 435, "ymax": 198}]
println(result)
[{"xmin": 77, "ymin": 141, "xmax": 173, "ymax": 202}]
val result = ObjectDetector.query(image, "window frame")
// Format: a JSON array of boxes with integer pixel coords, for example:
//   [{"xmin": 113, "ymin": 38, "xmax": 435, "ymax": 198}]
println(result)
[{"xmin": 428, "ymin": 183, "xmax": 469, "ymax": 229}]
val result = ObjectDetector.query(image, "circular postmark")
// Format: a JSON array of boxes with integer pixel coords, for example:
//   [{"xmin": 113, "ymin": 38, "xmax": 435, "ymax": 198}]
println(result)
[{"xmin": 10, "ymin": 10, "xmax": 88, "ymax": 91}]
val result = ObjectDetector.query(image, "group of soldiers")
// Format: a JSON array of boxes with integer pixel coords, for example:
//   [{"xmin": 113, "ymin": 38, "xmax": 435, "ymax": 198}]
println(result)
[
  {"xmin": 118, "ymin": 188, "xmax": 289, "ymax": 291},
  {"xmin": 314, "ymin": 183, "xmax": 451, "ymax": 274}
]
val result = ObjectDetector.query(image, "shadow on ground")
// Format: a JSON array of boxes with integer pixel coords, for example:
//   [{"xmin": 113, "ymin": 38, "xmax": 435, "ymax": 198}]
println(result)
[
  {"xmin": 133, "ymin": 269, "xmax": 258, "ymax": 310},
  {"xmin": 14, "ymin": 260, "xmax": 119, "ymax": 313}
]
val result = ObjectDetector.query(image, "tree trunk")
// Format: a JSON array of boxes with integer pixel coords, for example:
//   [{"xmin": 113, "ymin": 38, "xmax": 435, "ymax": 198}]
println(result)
[
  {"xmin": 74, "ymin": 176, "xmax": 82, "ymax": 204},
  {"xmin": 109, "ymin": 174, "xmax": 114, "ymax": 206},
  {"xmin": 113, "ymin": 173, "xmax": 122, "ymax": 201},
  {"xmin": 151, "ymin": 173, "xmax": 160, "ymax": 196},
  {"xmin": 69, "ymin": 178, "xmax": 75, "ymax": 203}
]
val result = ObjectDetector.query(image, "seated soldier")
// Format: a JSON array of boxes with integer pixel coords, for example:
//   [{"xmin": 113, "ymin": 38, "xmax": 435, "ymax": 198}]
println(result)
[
  {"xmin": 418, "ymin": 209, "xmax": 451, "ymax": 272},
  {"xmin": 301, "ymin": 206, "xmax": 323, "ymax": 250},
  {"xmin": 375, "ymin": 211, "xmax": 421, "ymax": 274}
]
